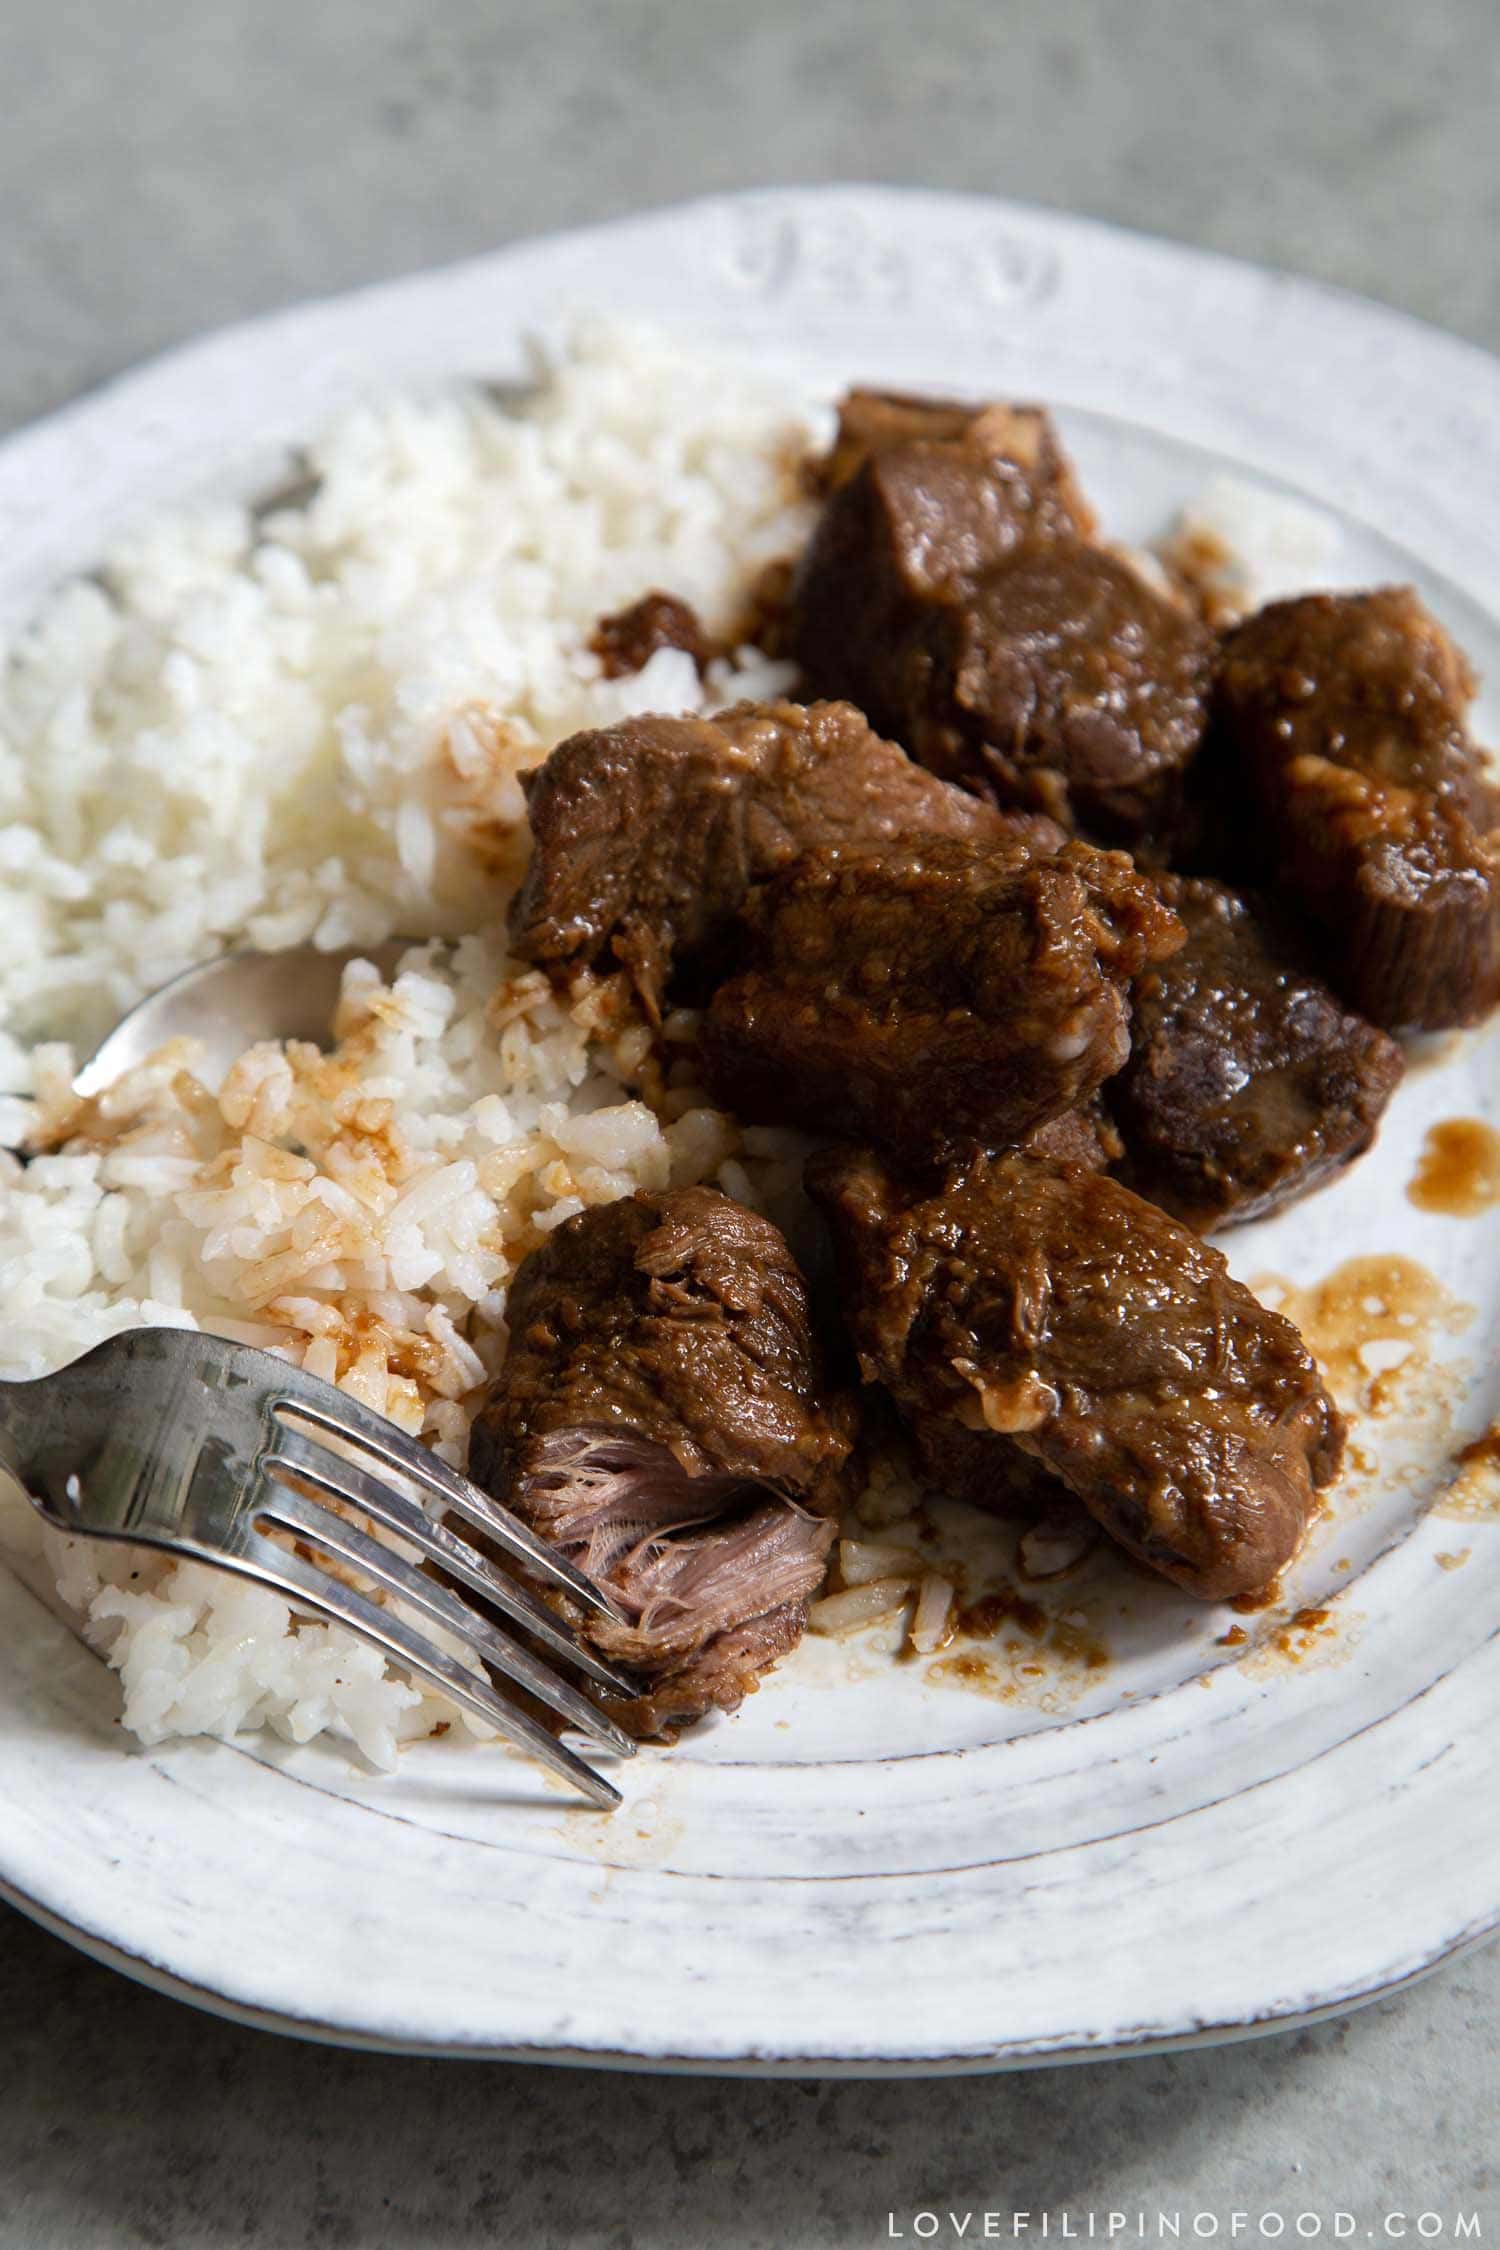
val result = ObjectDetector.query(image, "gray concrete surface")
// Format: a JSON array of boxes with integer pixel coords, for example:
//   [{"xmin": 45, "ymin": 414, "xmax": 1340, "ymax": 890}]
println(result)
[{"xmin": 2, "ymin": 2, "xmax": 1498, "ymax": 2243}]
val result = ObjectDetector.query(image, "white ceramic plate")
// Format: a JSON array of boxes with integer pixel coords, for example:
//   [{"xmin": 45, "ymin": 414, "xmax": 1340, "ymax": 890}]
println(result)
[{"xmin": 2, "ymin": 188, "xmax": 1499, "ymax": 2072}]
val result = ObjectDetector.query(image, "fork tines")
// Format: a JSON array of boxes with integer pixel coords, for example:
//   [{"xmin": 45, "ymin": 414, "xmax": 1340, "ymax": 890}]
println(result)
[
  {"xmin": 254, "ymin": 1379, "xmax": 637, "ymax": 1811},
  {"xmin": 274, "ymin": 1380, "xmax": 624, "ymax": 1622}
]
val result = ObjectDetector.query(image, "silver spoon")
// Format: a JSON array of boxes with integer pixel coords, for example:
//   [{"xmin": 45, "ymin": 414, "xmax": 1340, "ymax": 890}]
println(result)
[{"xmin": 73, "ymin": 939, "xmax": 416, "ymax": 1099}]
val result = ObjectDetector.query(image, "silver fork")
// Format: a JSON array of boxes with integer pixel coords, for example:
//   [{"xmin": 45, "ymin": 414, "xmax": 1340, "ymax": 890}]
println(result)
[{"xmin": 0, "ymin": 1327, "xmax": 634, "ymax": 1808}]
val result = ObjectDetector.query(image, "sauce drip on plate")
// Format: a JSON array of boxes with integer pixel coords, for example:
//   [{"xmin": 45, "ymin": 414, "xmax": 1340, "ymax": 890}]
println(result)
[
  {"xmin": 1406, "ymin": 1116, "xmax": 1500, "ymax": 1216},
  {"xmin": 1254, "ymin": 1256, "xmax": 1471, "ymax": 1410}
]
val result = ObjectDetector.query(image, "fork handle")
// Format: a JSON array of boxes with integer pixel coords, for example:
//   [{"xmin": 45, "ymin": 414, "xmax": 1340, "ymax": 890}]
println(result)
[{"xmin": 0, "ymin": 1360, "xmax": 156, "ymax": 1536}]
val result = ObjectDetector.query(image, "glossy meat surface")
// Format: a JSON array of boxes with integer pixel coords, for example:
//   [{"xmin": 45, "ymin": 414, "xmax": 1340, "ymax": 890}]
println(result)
[
  {"xmin": 1110, "ymin": 877, "xmax": 1405, "ymax": 1229},
  {"xmin": 890, "ymin": 541, "xmax": 1216, "ymax": 841},
  {"xmin": 468, "ymin": 1187, "xmax": 855, "ymax": 1734},
  {"xmin": 700, "ymin": 836, "xmax": 1181, "ymax": 1168},
  {"xmin": 791, "ymin": 389, "xmax": 1212, "ymax": 847},
  {"xmin": 509, "ymin": 697, "xmax": 1019, "ymax": 1017},
  {"xmin": 808, "ymin": 1144, "xmax": 1343, "ymax": 1601},
  {"xmin": 791, "ymin": 396, "xmax": 1093, "ymax": 730},
  {"xmin": 1214, "ymin": 588, "xmax": 1500, "ymax": 1030}
]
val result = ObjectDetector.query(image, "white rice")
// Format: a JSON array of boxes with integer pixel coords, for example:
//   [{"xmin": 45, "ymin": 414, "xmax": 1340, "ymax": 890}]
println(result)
[{"xmin": 0, "ymin": 325, "xmax": 819, "ymax": 1768}]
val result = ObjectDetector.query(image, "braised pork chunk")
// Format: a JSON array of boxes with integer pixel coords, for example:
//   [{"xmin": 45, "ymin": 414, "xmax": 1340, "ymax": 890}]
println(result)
[
  {"xmin": 510, "ymin": 698, "xmax": 1026, "ymax": 1017},
  {"xmin": 1214, "ymin": 588, "xmax": 1500, "ymax": 1030},
  {"xmin": 469, "ymin": 1187, "xmax": 856, "ymax": 1735},
  {"xmin": 791, "ymin": 389, "xmax": 1213, "ymax": 847},
  {"xmin": 885, "ymin": 542, "xmax": 1216, "ymax": 840},
  {"xmin": 700, "ymin": 835, "xmax": 1181, "ymax": 1167},
  {"xmin": 808, "ymin": 1144, "xmax": 1343, "ymax": 1602},
  {"xmin": 1110, "ymin": 876, "xmax": 1404, "ymax": 1229}
]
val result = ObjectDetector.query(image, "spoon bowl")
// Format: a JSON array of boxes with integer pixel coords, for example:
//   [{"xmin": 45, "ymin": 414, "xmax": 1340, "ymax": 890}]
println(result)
[{"xmin": 73, "ymin": 939, "xmax": 416, "ymax": 1099}]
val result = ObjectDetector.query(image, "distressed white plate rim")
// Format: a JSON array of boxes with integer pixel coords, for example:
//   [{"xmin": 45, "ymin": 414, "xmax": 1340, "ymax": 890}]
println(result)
[{"xmin": 1, "ymin": 186, "xmax": 1498, "ymax": 2072}]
